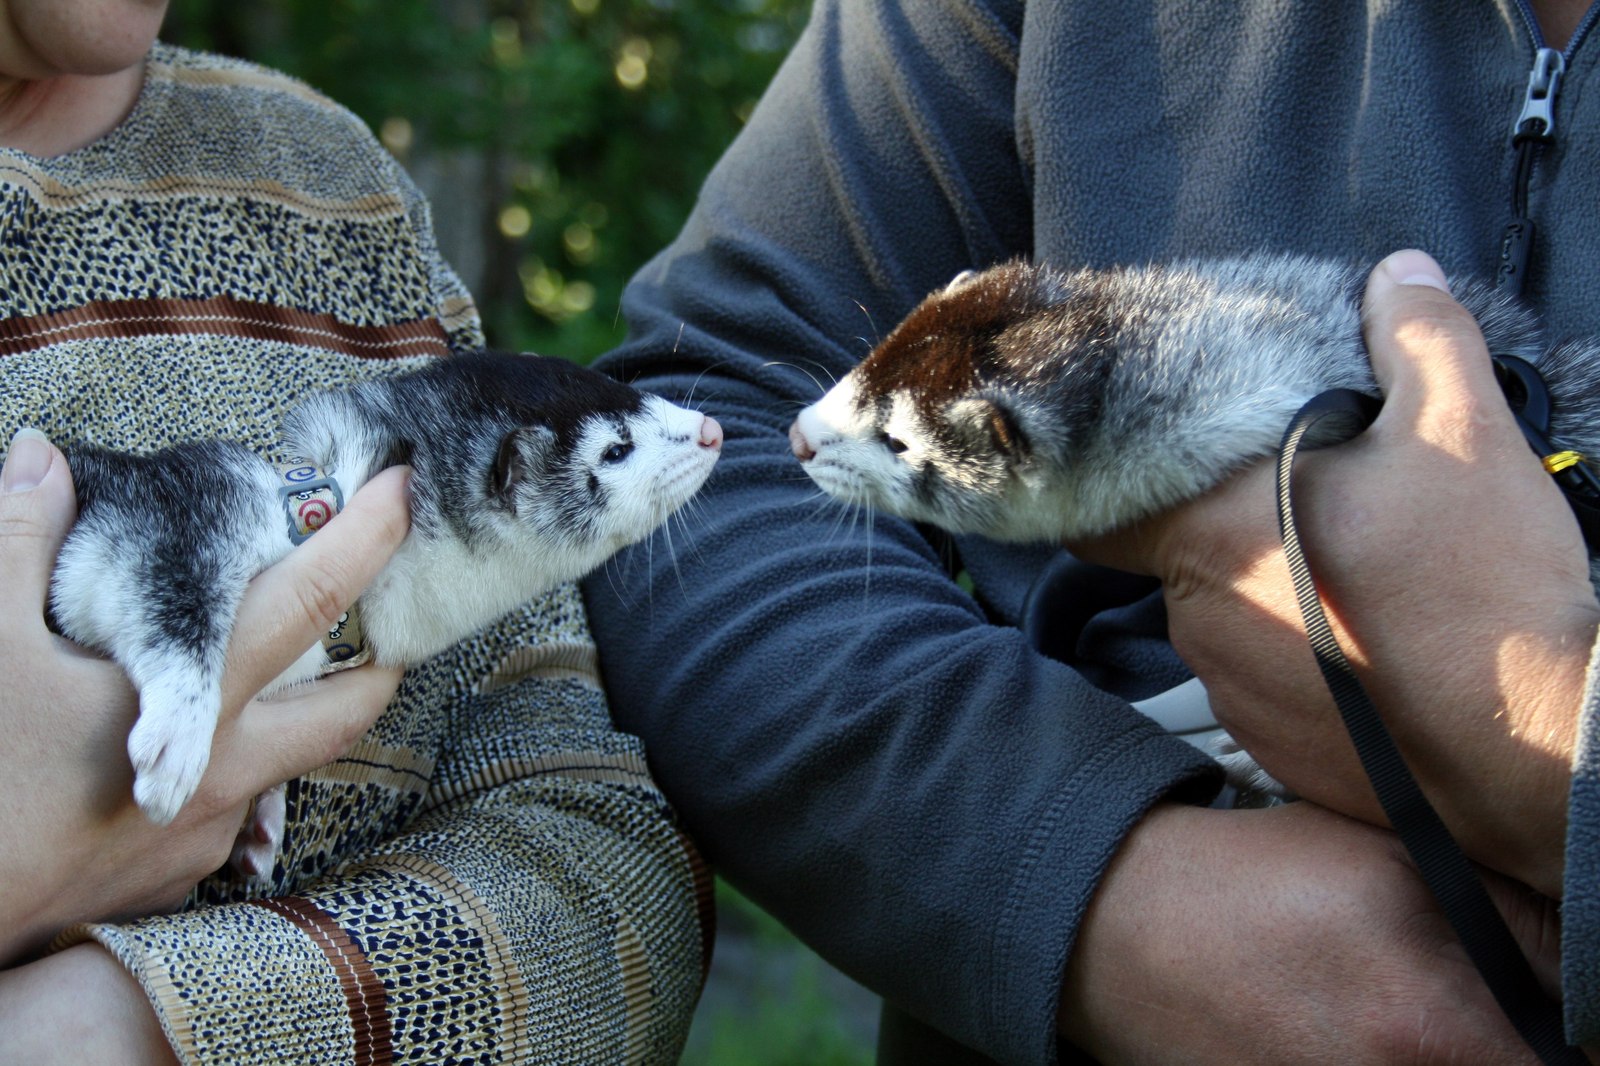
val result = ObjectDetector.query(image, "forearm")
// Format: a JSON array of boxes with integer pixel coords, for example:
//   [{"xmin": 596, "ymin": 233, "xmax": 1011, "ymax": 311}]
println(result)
[
  {"xmin": 0, "ymin": 945, "xmax": 176, "ymax": 1066},
  {"xmin": 60, "ymin": 762, "xmax": 706, "ymax": 1065},
  {"xmin": 1060, "ymin": 803, "xmax": 1568, "ymax": 1065}
]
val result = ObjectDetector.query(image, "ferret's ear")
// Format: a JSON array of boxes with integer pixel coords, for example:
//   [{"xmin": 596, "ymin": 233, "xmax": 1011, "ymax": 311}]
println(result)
[
  {"xmin": 943, "ymin": 268, "xmax": 981, "ymax": 294},
  {"xmin": 949, "ymin": 397, "xmax": 1029, "ymax": 460},
  {"xmin": 491, "ymin": 424, "xmax": 557, "ymax": 511}
]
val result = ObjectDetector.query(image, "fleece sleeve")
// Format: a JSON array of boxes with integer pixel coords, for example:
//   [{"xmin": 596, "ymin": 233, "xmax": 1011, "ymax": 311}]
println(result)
[
  {"xmin": 1563, "ymin": 630, "xmax": 1600, "ymax": 1043},
  {"xmin": 580, "ymin": 2, "xmax": 1220, "ymax": 1063},
  {"xmin": 58, "ymin": 668, "xmax": 711, "ymax": 1066}
]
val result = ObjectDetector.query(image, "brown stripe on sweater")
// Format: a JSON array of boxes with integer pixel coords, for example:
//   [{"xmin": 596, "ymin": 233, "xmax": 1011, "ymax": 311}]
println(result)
[
  {"xmin": 615, "ymin": 909, "xmax": 655, "ymax": 1065},
  {"xmin": 420, "ymin": 750, "xmax": 659, "ymax": 814},
  {"xmin": 475, "ymin": 639, "xmax": 603, "ymax": 695},
  {"xmin": 0, "ymin": 297, "xmax": 450, "ymax": 359},
  {"xmin": 250, "ymin": 896, "xmax": 395, "ymax": 1066},
  {"xmin": 308, "ymin": 737, "xmax": 437, "ymax": 795}
]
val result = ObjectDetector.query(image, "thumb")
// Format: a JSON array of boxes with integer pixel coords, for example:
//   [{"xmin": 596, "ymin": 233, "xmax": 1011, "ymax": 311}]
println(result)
[
  {"xmin": 0, "ymin": 428, "xmax": 79, "ymax": 623},
  {"xmin": 1359, "ymin": 249, "xmax": 1524, "ymax": 459}
]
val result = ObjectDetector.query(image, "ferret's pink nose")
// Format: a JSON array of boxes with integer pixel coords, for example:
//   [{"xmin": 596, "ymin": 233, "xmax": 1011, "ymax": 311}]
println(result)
[
  {"xmin": 699, "ymin": 415, "xmax": 723, "ymax": 451},
  {"xmin": 788, "ymin": 420, "xmax": 815, "ymax": 463}
]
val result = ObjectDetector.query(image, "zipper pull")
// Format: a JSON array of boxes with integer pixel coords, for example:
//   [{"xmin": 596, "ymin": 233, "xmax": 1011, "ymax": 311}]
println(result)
[
  {"xmin": 1513, "ymin": 47, "xmax": 1565, "ymax": 143},
  {"xmin": 1497, "ymin": 48, "xmax": 1566, "ymax": 293}
]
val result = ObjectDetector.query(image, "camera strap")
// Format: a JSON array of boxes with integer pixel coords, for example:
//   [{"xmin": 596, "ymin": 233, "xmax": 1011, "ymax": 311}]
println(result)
[{"xmin": 1276, "ymin": 387, "xmax": 1583, "ymax": 1064}]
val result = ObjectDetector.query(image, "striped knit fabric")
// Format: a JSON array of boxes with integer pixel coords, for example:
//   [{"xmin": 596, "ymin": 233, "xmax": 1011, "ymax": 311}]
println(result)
[{"xmin": 0, "ymin": 43, "xmax": 710, "ymax": 1065}]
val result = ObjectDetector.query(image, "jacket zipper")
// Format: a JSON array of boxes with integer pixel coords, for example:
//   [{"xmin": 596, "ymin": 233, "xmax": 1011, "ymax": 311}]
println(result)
[{"xmin": 1498, "ymin": 2, "xmax": 1600, "ymax": 293}]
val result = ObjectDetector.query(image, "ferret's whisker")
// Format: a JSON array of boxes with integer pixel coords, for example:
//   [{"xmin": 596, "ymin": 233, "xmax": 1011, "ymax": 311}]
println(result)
[
  {"xmin": 660, "ymin": 519, "xmax": 687, "ymax": 597},
  {"xmin": 800, "ymin": 491, "xmax": 843, "ymax": 524},
  {"xmin": 671, "ymin": 509, "xmax": 707, "ymax": 567},
  {"xmin": 861, "ymin": 499, "xmax": 875, "ymax": 603},
  {"xmin": 682, "ymin": 358, "xmax": 732, "ymax": 409},
  {"xmin": 853, "ymin": 300, "xmax": 881, "ymax": 350},
  {"xmin": 761, "ymin": 360, "xmax": 828, "ymax": 398}
]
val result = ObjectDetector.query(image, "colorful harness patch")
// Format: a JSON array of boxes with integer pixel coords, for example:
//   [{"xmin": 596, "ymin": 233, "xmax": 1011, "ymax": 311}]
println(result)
[{"xmin": 276, "ymin": 460, "xmax": 371, "ymax": 671}]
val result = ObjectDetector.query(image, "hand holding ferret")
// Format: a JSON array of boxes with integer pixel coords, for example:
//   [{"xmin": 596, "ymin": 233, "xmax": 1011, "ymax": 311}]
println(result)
[
  {"xmin": 1072, "ymin": 251, "xmax": 1600, "ymax": 899},
  {"xmin": 0, "ymin": 432, "xmax": 409, "ymax": 966}
]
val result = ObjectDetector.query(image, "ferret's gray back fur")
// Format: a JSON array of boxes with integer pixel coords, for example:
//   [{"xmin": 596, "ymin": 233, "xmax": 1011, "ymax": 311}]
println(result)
[{"xmin": 793, "ymin": 254, "xmax": 1600, "ymax": 546}]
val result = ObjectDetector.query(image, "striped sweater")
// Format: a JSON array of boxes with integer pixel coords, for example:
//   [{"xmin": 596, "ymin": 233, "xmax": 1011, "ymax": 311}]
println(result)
[{"xmin": 0, "ymin": 42, "xmax": 708, "ymax": 1065}]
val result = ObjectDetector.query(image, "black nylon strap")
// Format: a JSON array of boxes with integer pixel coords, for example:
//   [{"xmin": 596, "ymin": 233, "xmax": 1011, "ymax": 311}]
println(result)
[{"xmin": 1276, "ymin": 388, "xmax": 1581, "ymax": 1065}]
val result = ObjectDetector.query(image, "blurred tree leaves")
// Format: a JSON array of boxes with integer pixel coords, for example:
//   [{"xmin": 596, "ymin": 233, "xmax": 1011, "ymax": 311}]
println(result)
[{"xmin": 161, "ymin": 0, "xmax": 812, "ymax": 361}]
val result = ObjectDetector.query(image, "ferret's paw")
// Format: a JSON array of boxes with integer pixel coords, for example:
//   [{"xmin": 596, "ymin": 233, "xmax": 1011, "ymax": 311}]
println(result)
[
  {"xmin": 1208, "ymin": 734, "xmax": 1296, "ymax": 799},
  {"xmin": 128, "ymin": 676, "xmax": 219, "ymax": 825},
  {"xmin": 228, "ymin": 784, "xmax": 286, "ymax": 883}
]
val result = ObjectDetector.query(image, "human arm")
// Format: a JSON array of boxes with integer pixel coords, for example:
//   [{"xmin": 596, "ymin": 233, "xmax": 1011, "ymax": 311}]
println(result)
[
  {"xmin": 580, "ymin": 3, "xmax": 1219, "ymax": 1063},
  {"xmin": 582, "ymin": 5, "xmax": 1590, "ymax": 1061},
  {"xmin": 1071, "ymin": 250, "xmax": 1600, "ymax": 1047},
  {"xmin": 1071, "ymin": 251, "xmax": 1598, "ymax": 899},
  {"xmin": 1, "ymin": 441, "xmax": 703, "ymax": 1064},
  {"xmin": 0, "ymin": 945, "xmax": 177, "ymax": 1066},
  {"xmin": 45, "ymin": 646, "xmax": 708, "ymax": 1065},
  {"xmin": 1059, "ymin": 802, "xmax": 1570, "ymax": 1065},
  {"xmin": 0, "ymin": 430, "xmax": 411, "ymax": 964}
]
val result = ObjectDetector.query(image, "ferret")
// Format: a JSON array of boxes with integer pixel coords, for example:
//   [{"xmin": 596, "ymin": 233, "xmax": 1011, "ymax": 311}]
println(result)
[
  {"xmin": 48, "ymin": 351, "xmax": 721, "ymax": 873},
  {"xmin": 787, "ymin": 254, "xmax": 1600, "ymax": 788}
]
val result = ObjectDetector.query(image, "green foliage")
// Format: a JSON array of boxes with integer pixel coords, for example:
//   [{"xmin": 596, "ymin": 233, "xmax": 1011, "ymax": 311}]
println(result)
[
  {"xmin": 161, "ymin": 0, "xmax": 812, "ymax": 361},
  {"xmin": 681, "ymin": 880, "xmax": 876, "ymax": 1065}
]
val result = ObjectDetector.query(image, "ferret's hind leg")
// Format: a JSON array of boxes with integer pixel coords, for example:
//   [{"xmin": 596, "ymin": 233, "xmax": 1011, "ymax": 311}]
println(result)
[
  {"xmin": 229, "ymin": 784, "xmax": 286, "ymax": 882},
  {"xmin": 1208, "ymin": 733, "xmax": 1296, "ymax": 800}
]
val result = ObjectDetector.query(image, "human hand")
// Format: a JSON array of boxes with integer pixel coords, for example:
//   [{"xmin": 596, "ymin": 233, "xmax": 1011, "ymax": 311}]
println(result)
[
  {"xmin": 1071, "ymin": 250, "xmax": 1600, "ymax": 898},
  {"xmin": 0, "ymin": 430, "xmax": 410, "ymax": 965},
  {"xmin": 1059, "ymin": 802, "xmax": 1574, "ymax": 1064}
]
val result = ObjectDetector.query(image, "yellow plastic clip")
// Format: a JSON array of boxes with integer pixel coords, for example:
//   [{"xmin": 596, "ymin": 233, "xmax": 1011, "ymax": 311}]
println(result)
[{"xmin": 1544, "ymin": 450, "xmax": 1585, "ymax": 474}]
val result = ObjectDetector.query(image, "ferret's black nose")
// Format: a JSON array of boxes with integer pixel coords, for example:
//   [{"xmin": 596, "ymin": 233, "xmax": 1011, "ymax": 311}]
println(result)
[{"xmin": 788, "ymin": 420, "xmax": 815, "ymax": 462}]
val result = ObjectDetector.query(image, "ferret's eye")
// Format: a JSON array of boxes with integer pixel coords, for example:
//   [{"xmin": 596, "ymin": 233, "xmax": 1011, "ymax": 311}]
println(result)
[
  {"xmin": 880, "ymin": 432, "xmax": 909, "ymax": 455},
  {"xmin": 602, "ymin": 442, "xmax": 634, "ymax": 464}
]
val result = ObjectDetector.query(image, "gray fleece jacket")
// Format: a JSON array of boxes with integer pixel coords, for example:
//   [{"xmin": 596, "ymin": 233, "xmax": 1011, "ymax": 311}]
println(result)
[{"xmin": 581, "ymin": 1, "xmax": 1600, "ymax": 1060}]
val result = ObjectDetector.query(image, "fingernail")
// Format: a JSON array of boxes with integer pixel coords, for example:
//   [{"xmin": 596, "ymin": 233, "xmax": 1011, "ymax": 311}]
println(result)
[
  {"xmin": 1378, "ymin": 249, "xmax": 1452, "ymax": 294},
  {"xmin": 1, "ymin": 428, "xmax": 53, "ymax": 494}
]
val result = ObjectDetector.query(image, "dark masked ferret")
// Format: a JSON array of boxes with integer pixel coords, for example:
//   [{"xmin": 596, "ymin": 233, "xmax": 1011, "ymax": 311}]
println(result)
[
  {"xmin": 48, "ymin": 351, "xmax": 722, "ymax": 851},
  {"xmin": 789, "ymin": 255, "xmax": 1600, "ymax": 550}
]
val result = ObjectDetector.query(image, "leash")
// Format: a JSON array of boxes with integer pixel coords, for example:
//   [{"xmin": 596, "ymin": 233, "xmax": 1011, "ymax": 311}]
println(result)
[
  {"xmin": 1494, "ymin": 354, "xmax": 1600, "ymax": 552},
  {"xmin": 1275, "ymin": 386, "xmax": 1584, "ymax": 1064},
  {"xmin": 1271, "ymin": 41, "xmax": 1588, "ymax": 1056}
]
